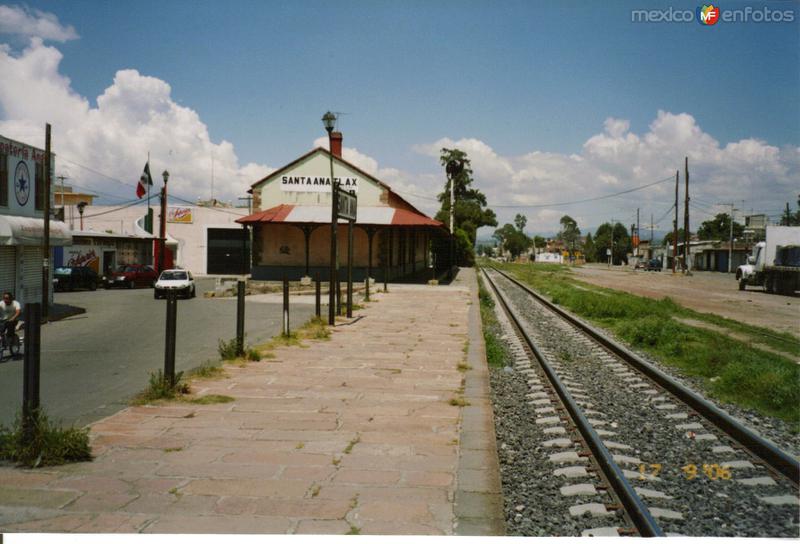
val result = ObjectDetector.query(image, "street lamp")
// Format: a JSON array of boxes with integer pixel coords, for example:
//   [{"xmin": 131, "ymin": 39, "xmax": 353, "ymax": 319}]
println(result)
[
  {"xmin": 76, "ymin": 201, "xmax": 88, "ymax": 230},
  {"xmin": 159, "ymin": 170, "xmax": 170, "ymax": 273},
  {"xmin": 323, "ymin": 112, "xmax": 338, "ymax": 325}
]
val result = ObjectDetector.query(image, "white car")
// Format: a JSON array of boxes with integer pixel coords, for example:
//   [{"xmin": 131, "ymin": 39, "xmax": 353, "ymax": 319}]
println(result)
[{"xmin": 154, "ymin": 269, "xmax": 196, "ymax": 299}]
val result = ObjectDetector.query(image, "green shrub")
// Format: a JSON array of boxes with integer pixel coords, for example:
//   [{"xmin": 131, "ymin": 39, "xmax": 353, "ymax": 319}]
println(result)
[
  {"xmin": 132, "ymin": 370, "xmax": 189, "ymax": 404},
  {"xmin": 247, "ymin": 348, "xmax": 261, "ymax": 361},
  {"xmin": 218, "ymin": 337, "xmax": 242, "ymax": 360},
  {"xmin": 0, "ymin": 410, "xmax": 91, "ymax": 468}
]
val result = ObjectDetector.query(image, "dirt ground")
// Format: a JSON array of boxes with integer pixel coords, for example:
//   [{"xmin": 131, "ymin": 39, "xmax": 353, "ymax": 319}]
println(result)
[{"xmin": 571, "ymin": 264, "xmax": 799, "ymax": 338}]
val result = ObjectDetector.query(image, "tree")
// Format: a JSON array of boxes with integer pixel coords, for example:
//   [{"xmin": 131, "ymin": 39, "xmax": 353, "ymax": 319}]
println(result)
[
  {"xmin": 593, "ymin": 222, "xmax": 631, "ymax": 265},
  {"xmin": 493, "ymin": 223, "xmax": 531, "ymax": 260},
  {"xmin": 434, "ymin": 148, "xmax": 497, "ymax": 266},
  {"xmin": 697, "ymin": 213, "xmax": 743, "ymax": 241},
  {"xmin": 514, "ymin": 214, "xmax": 527, "ymax": 232},
  {"xmin": 662, "ymin": 228, "xmax": 689, "ymax": 246},
  {"xmin": 558, "ymin": 215, "xmax": 581, "ymax": 254},
  {"xmin": 583, "ymin": 233, "xmax": 596, "ymax": 263}
]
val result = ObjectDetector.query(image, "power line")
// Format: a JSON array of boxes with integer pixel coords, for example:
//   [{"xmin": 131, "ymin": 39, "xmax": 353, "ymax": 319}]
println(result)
[
  {"xmin": 486, "ymin": 175, "xmax": 675, "ymax": 209},
  {"xmin": 79, "ymin": 198, "xmax": 144, "ymax": 219}
]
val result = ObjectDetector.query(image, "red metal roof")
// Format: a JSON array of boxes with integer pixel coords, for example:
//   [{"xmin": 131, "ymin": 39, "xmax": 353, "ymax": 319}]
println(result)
[{"xmin": 236, "ymin": 204, "xmax": 443, "ymax": 228}]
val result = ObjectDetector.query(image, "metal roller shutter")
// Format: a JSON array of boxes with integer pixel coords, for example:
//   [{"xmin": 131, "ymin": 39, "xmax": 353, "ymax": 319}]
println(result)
[
  {"xmin": 0, "ymin": 247, "xmax": 15, "ymax": 295},
  {"xmin": 21, "ymin": 246, "xmax": 43, "ymax": 305}
]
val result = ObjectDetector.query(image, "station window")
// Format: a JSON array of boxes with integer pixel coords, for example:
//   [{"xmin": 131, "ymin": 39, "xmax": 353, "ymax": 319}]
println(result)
[
  {"xmin": 0, "ymin": 153, "xmax": 7, "ymax": 207},
  {"xmin": 35, "ymin": 160, "xmax": 44, "ymax": 210}
]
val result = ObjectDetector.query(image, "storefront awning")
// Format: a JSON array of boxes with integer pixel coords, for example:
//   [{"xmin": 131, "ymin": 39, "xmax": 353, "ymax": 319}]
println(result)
[
  {"xmin": 236, "ymin": 204, "xmax": 444, "ymax": 228},
  {"xmin": 0, "ymin": 215, "xmax": 72, "ymax": 246}
]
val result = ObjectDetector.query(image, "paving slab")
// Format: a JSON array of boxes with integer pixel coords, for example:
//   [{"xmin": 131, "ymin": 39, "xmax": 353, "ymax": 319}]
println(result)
[{"xmin": 0, "ymin": 270, "xmax": 494, "ymax": 536}]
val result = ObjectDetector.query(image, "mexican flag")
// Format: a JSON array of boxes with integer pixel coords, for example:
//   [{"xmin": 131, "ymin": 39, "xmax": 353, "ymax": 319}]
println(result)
[{"xmin": 136, "ymin": 161, "xmax": 154, "ymax": 198}]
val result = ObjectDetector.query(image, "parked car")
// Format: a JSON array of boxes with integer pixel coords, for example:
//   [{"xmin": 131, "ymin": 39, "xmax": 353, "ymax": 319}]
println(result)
[
  {"xmin": 105, "ymin": 264, "xmax": 158, "ymax": 289},
  {"xmin": 53, "ymin": 266, "xmax": 99, "ymax": 291},
  {"xmin": 154, "ymin": 269, "xmax": 196, "ymax": 299},
  {"xmin": 643, "ymin": 258, "xmax": 662, "ymax": 271}
]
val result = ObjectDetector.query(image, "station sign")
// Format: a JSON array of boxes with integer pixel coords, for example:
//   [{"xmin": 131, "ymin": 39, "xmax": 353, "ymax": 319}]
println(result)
[
  {"xmin": 336, "ymin": 188, "xmax": 357, "ymax": 222},
  {"xmin": 281, "ymin": 175, "xmax": 359, "ymax": 193}
]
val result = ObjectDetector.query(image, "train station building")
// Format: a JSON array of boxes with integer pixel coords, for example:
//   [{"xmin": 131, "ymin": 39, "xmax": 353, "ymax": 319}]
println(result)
[{"xmin": 237, "ymin": 133, "xmax": 445, "ymax": 281}]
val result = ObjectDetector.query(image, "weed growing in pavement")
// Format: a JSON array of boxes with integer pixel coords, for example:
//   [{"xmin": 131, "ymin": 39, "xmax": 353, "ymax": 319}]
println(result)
[
  {"xmin": 218, "ymin": 337, "xmax": 243, "ymax": 361},
  {"xmin": 131, "ymin": 370, "xmax": 190, "ymax": 405},
  {"xmin": 449, "ymin": 397, "xmax": 470, "ymax": 407},
  {"xmin": 186, "ymin": 395, "xmax": 235, "ymax": 405},
  {"xmin": 187, "ymin": 364, "xmax": 226, "ymax": 380},
  {"xmin": 247, "ymin": 348, "xmax": 261, "ymax": 361},
  {"xmin": 0, "ymin": 409, "xmax": 91, "ymax": 468},
  {"xmin": 457, "ymin": 362, "xmax": 472, "ymax": 372},
  {"xmin": 164, "ymin": 447, "xmax": 183, "ymax": 453},
  {"xmin": 346, "ymin": 525, "xmax": 361, "ymax": 535},
  {"xmin": 344, "ymin": 435, "xmax": 360, "ymax": 454},
  {"xmin": 495, "ymin": 261, "xmax": 800, "ymax": 428},
  {"xmin": 310, "ymin": 483, "xmax": 321, "ymax": 497},
  {"xmin": 296, "ymin": 442, "xmax": 305, "ymax": 449}
]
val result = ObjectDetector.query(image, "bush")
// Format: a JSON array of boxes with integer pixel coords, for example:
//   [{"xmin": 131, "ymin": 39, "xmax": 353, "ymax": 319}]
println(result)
[
  {"xmin": 0, "ymin": 409, "xmax": 91, "ymax": 468},
  {"xmin": 218, "ymin": 337, "xmax": 242, "ymax": 360},
  {"xmin": 132, "ymin": 369, "xmax": 189, "ymax": 404},
  {"xmin": 247, "ymin": 348, "xmax": 261, "ymax": 361}
]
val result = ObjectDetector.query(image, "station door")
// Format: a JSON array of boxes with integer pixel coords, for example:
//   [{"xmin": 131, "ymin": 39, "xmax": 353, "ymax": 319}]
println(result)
[{"xmin": 207, "ymin": 228, "xmax": 250, "ymax": 275}]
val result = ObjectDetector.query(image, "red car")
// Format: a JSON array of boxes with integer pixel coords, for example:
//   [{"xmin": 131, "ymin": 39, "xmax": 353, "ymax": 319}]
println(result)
[{"xmin": 104, "ymin": 264, "xmax": 158, "ymax": 289}]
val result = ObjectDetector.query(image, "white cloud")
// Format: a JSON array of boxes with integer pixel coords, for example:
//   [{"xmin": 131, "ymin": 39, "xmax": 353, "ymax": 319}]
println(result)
[
  {"xmin": 415, "ymin": 112, "xmax": 799, "ymax": 235},
  {"xmin": 0, "ymin": 38, "xmax": 272, "ymax": 203},
  {"xmin": 0, "ymin": 5, "xmax": 78, "ymax": 42}
]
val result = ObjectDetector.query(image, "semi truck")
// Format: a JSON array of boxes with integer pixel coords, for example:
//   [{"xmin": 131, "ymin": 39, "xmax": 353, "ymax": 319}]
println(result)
[{"xmin": 736, "ymin": 226, "xmax": 800, "ymax": 295}]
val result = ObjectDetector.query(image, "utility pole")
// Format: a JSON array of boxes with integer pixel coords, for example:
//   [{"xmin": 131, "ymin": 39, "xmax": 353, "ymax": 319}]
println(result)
[
  {"xmin": 683, "ymin": 157, "xmax": 690, "ymax": 273},
  {"xmin": 650, "ymin": 213, "xmax": 654, "ymax": 243},
  {"xmin": 672, "ymin": 170, "xmax": 679, "ymax": 274},
  {"xmin": 609, "ymin": 217, "xmax": 615, "ymax": 267},
  {"xmin": 42, "ymin": 123, "xmax": 51, "ymax": 321},
  {"xmin": 238, "ymin": 196, "xmax": 253, "ymax": 214},
  {"xmin": 728, "ymin": 203, "xmax": 736, "ymax": 273},
  {"xmin": 636, "ymin": 208, "xmax": 640, "ymax": 257}
]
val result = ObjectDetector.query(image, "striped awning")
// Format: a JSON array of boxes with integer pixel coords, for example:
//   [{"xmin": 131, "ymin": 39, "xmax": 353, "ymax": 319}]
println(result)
[{"xmin": 236, "ymin": 204, "xmax": 443, "ymax": 228}]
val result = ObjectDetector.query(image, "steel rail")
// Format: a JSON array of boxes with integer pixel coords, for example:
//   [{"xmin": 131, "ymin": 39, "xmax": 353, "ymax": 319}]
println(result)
[
  {"xmin": 481, "ymin": 268, "xmax": 664, "ymax": 537},
  {"xmin": 491, "ymin": 266, "xmax": 800, "ymax": 485}
]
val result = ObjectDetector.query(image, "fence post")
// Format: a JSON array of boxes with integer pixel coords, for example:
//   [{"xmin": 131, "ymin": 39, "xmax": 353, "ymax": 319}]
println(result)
[
  {"xmin": 336, "ymin": 278, "xmax": 342, "ymax": 316},
  {"xmin": 22, "ymin": 302, "xmax": 42, "ymax": 439},
  {"xmin": 236, "ymin": 280, "xmax": 245, "ymax": 356},
  {"xmin": 282, "ymin": 277, "xmax": 290, "ymax": 337},
  {"xmin": 315, "ymin": 273, "xmax": 321, "ymax": 318},
  {"xmin": 164, "ymin": 290, "xmax": 177, "ymax": 387}
]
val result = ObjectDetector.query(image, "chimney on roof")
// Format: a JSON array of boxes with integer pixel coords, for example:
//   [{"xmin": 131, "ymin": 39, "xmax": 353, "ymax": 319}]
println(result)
[{"xmin": 330, "ymin": 131, "xmax": 343, "ymax": 158}]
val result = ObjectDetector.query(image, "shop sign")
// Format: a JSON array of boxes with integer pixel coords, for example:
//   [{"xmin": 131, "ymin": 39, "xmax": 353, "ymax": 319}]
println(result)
[{"xmin": 167, "ymin": 207, "xmax": 193, "ymax": 223}]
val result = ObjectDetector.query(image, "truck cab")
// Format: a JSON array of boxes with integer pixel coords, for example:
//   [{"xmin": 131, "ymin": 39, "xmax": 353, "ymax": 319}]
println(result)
[{"xmin": 736, "ymin": 242, "xmax": 764, "ymax": 286}]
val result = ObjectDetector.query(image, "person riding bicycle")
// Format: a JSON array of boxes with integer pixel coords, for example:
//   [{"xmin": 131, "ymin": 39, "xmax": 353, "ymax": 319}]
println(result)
[{"xmin": 0, "ymin": 291, "xmax": 21, "ymax": 344}]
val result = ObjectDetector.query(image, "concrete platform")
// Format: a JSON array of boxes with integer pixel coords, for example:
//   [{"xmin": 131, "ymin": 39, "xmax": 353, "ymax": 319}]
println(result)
[{"xmin": 0, "ymin": 268, "xmax": 503, "ymax": 535}]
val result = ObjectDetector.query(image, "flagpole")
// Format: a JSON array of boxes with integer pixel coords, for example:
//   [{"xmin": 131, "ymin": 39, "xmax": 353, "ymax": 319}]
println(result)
[{"xmin": 147, "ymin": 151, "xmax": 151, "ymax": 233}]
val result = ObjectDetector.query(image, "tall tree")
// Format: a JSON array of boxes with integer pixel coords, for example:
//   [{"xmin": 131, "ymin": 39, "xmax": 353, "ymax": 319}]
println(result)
[
  {"xmin": 434, "ymin": 148, "xmax": 497, "ymax": 266},
  {"xmin": 514, "ymin": 213, "xmax": 527, "ymax": 233},
  {"xmin": 583, "ymin": 232, "xmax": 595, "ymax": 263},
  {"xmin": 697, "ymin": 213, "xmax": 743, "ymax": 240},
  {"xmin": 558, "ymin": 215, "xmax": 581, "ymax": 253},
  {"xmin": 593, "ymin": 222, "xmax": 632, "ymax": 265},
  {"xmin": 493, "ymin": 223, "xmax": 531, "ymax": 259}
]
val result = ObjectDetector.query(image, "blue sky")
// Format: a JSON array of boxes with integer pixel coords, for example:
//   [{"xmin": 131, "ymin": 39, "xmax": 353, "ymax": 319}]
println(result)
[{"xmin": 0, "ymin": 0, "xmax": 798, "ymax": 234}]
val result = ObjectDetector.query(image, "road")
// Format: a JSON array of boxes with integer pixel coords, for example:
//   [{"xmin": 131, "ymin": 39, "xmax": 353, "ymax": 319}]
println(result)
[
  {"xmin": 572, "ymin": 264, "xmax": 799, "ymax": 337},
  {"xmin": 0, "ymin": 282, "xmax": 316, "ymax": 428}
]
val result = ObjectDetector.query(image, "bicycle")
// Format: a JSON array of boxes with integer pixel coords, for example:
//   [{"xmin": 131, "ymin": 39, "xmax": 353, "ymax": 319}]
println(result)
[{"xmin": 0, "ymin": 319, "xmax": 23, "ymax": 360}]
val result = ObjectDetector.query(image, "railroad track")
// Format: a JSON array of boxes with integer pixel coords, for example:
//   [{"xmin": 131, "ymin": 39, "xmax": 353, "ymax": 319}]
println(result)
[{"xmin": 481, "ymin": 266, "xmax": 799, "ymax": 537}]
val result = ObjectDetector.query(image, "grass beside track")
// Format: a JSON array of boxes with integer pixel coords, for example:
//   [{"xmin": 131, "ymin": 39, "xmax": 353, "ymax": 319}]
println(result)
[
  {"xmin": 477, "ymin": 273, "xmax": 510, "ymax": 368},
  {"xmin": 488, "ymin": 261, "xmax": 800, "ymax": 429}
]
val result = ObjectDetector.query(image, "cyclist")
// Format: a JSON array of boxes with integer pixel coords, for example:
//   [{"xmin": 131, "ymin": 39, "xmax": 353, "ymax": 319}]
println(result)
[{"xmin": 1, "ymin": 291, "xmax": 21, "ymax": 345}]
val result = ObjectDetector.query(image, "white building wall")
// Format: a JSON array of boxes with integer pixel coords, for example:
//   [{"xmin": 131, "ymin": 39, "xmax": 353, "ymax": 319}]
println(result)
[{"xmin": 81, "ymin": 204, "xmax": 248, "ymax": 276}]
